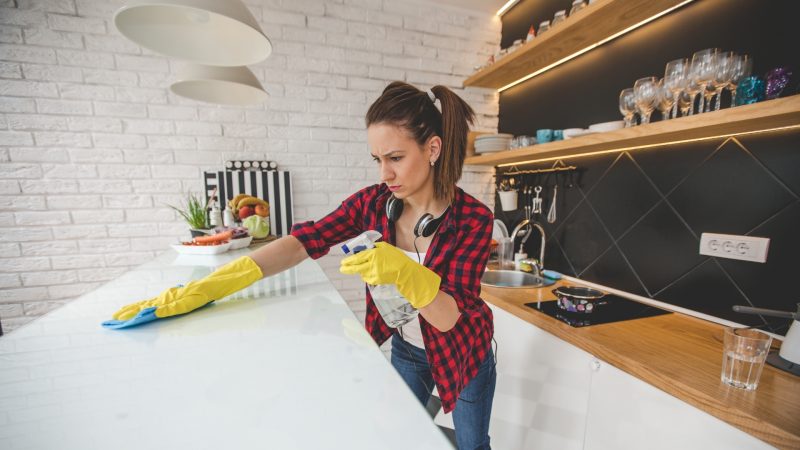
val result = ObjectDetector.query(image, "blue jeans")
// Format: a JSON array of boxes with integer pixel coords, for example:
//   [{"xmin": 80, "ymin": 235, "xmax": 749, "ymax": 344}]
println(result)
[{"xmin": 391, "ymin": 333, "xmax": 496, "ymax": 450}]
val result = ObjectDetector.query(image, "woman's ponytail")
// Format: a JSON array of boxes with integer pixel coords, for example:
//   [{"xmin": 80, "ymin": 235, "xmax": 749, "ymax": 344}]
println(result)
[{"xmin": 430, "ymin": 85, "xmax": 475, "ymax": 201}]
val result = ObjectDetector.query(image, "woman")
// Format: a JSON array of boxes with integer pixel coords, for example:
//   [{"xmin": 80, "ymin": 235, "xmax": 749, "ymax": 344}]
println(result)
[{"xmin": 110, "ymin": 82, "xmax": 496, "ymax": 449}]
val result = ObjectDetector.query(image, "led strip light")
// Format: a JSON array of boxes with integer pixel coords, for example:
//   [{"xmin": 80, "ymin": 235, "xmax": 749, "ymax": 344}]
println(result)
[
  {"xmin": 498, "ymin": 0, "xmax": 696, "ymax": 92},
  {"xmin": 494, "ymin": 124, "xmax": 800, "ymax": 167}
]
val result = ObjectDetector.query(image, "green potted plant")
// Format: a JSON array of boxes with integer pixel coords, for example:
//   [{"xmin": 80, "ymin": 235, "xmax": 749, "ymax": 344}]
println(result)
[{"xmin": 168, "ymin": 192, "xmax": 210, "ymax": 237}]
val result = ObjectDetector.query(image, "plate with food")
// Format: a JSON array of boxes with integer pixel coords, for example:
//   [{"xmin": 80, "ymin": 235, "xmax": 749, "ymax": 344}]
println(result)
[
  {"xmin": 172, "ymin": 230, "xmax": 234, "ymax": 255},
  {"xmin": 172, "ymin": 241, "xmax": 232, "ymax": 255}
]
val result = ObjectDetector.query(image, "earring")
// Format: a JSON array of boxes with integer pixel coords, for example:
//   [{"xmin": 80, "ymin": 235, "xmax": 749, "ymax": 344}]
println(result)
[{"xmin": 430, "ymin": 160, "xmax": 435, "ymax": 166}]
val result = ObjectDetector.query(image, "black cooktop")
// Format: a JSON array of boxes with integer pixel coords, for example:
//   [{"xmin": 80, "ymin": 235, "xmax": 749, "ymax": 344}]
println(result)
[{"xmin": 525, "ymin": 294, "xmax": 672, "ymax": 327}]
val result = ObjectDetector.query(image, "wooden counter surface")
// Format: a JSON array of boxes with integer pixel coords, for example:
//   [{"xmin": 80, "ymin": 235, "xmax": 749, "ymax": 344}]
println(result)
[{"xmin": 481, "ymin": 281, "xmax": 800, "ymax": 449}]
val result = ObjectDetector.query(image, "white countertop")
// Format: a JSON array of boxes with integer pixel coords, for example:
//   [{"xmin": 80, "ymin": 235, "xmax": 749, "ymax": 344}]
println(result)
[{"xmin": 0, "ymin": 248, "xmax": 453, "ymax": 450}]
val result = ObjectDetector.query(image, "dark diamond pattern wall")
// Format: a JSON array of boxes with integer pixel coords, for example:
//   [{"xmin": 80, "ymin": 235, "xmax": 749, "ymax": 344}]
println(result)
[{"xmin": 495, "ymin": 130, "xmax": 800, "ymax": 334}]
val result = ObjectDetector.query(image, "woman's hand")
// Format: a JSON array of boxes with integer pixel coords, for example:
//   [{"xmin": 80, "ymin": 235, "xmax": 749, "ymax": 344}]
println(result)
[{"xmin": 339, "ymin": 242, "xmax": 441, "ymax": 309}]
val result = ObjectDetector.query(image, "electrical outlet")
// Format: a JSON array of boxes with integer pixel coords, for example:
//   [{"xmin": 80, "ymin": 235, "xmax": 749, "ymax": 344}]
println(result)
[{"xmin": 699, "ymin": 233, "xmax": 770, "ymax": 263}]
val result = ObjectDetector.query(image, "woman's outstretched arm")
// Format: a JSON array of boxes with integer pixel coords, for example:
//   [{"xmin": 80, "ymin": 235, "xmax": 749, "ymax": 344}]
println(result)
[{"xmin": 248, "ymin": 235, "xmax": 310, "ymax": 277}]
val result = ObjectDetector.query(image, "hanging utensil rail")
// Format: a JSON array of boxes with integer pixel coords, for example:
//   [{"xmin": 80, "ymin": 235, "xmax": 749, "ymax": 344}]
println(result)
[{"xmin": 501, "ymin": 165, "xmax": 577, "ymax": 176}]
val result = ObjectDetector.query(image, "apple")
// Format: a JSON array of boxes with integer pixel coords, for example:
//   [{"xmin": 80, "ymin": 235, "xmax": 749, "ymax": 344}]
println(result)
[
  {"xmin": 255, "ymin": 204, "xmax": 269, "ymax": 217},
  {"xmin": 239, "ymin": 206, "xmax": 254, "ymax": 219}
]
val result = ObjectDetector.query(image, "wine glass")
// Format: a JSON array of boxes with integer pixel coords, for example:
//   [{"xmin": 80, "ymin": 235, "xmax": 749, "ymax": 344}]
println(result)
[
  {"xmin": 690, "ymin": 48, "xmax": 719, "ymax": 113},
  {"xmin": 656, "ymin": 79, "xmax": 675, "ymax": 120},
  {"xmin": 663, "ymin": 58, "xmax": 688, "ymax": 119},
  {"xmin": 619, "ymin": 88, "xmax": 636, "ymax": 127},
  {"xmin": 633, "ymin": 77, "xmax": 658, "ymax": 124},
  {"xmin": 710, "ymin": 51, "xmax": 735, "ymax": 110},
  {"xmin": 727, "ymin": 54, "xmax": 752, "ymax": 107},
  {"xmin": 677, "ymin": 90, "xmax": 693, "ymax": 117}
]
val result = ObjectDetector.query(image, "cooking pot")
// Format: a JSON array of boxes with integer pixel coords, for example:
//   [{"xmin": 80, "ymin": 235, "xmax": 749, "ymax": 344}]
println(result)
[{"xmin": 552, "ymin": 286, "xmax": 606, "ymax": 314}]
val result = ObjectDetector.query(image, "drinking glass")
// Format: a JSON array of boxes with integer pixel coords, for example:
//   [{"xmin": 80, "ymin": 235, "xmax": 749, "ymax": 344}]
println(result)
[
  {"xmin": 497, "ymin": 237, "xmax": 514, "ymax": 270},
  {"xmin": 619, "ymin": 88, "xmax": 636, "ymax": 127},
  {"xmin": 656, "ymin": 79, "xmax": 675, "ymax": 120},
  {"xmin": 664, "ymin": 58, "xmax": 688, "ymax": 119},
  {"xmin": 721, "ymin": 327, "xmax": 772, "ymax": 390},
  {"xmin": 710, "ymin": 51, "xmax": 735, "ymax": 110},
  {"xmin": 690, "ymin": 48, "xmax": 719, "ymax": 113},
  {"xmin": 677, "ymin": 90, "xmax": 692, "ymax": 117},
  {"xmin": 727, "ymin": 54, "xmax": 752, "ymax": 107},
  {"xmin": 569, "ymin": 0, "xmax": 587, "ymax": 16},
  {"xmin": 552, "ymin": 10, "xmax": 567, "ymax": 26},
  {"xmin": 633, "ymin": 77, "xmax": 658, "ymax": 124}
]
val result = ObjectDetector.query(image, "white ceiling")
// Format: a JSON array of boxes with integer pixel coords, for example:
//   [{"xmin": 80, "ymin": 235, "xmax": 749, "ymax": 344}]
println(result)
[{"xmin": 416, "ymin": 0, "xmax": 508, "ymax": 15}]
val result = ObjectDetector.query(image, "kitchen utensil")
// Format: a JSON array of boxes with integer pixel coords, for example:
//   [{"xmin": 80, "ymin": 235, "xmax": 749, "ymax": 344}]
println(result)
[
  {"xmin": 552, "ymin": 286, "xmax": 607, "ymax": 314},
  {"xmin": 547, "ymin": 185, "xmax": 557, "ymax": 223},
  {"xmin": 732, "ymin": 303, "xmax": 800, "ymax": 366},
  {"xmin": 524, "ymin": 186, "xmax": 531, "ymax": 220},
  {"xmin": 532, "ymin": 186, "xmax": 543, "ymax": 214},
  {"xmin": 562, "ymin": 128, "xmax": 584, "ymax": 139}
]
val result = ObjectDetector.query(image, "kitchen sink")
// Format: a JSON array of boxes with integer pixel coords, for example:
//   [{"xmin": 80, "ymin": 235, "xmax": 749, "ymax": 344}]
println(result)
[{"xmin": 480, "ymin": 270, "xmax": 554, "ymax": 289}]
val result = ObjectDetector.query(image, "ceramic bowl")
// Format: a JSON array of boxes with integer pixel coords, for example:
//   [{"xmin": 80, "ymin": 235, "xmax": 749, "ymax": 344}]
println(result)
[{"xmin": 588, "ymin": 120, "xmax": 625, "ymax": 133}]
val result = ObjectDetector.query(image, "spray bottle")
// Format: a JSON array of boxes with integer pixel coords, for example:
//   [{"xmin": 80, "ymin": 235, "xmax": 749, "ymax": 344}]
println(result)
[{"xmin": 341, "ymin": 230, "xmax": 418, "ymax": 328}]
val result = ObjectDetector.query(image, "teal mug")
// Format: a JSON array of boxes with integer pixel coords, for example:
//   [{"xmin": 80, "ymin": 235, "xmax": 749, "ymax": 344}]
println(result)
[{"xmin": 536, "ymin": 129, "xmax": 553, "ymax": 143}]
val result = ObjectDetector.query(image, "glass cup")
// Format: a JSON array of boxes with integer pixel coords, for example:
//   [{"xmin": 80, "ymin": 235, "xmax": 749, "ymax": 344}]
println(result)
[
  {"xmin": 552, "ymin": 10, "xmax": 567, "ymax": 26},
  {"xmin": 538, "ymin": 20, "xmax": 551, "ymax": 34},
  {"xmin": 496, "ymin": 237, "xmax": 514, "ymax": 270},
  {"xmin": 569, "ymin": 0, "xmax": 587, "ymax": 16},
  {"xmin": 721, "ymin": 327, "xmax": 773, "ymax": 390}
]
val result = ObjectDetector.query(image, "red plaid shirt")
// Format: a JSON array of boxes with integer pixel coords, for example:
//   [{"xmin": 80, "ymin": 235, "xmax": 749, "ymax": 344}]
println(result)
[{"xmin": 290, "ymin": 183, "xmax": 494, "ymax": 413}]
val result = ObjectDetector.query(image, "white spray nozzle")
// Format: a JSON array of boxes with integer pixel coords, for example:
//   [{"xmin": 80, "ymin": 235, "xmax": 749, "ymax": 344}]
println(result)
[{"xmin": 341, "ymin": 230, "xmax": 382, "ymax": 255}]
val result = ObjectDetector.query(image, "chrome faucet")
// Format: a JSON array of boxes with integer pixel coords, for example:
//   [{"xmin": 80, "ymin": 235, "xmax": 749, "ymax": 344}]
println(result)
[{"xmin": 509, "ymin": 219, "xmax": 546, "ymax": 272}]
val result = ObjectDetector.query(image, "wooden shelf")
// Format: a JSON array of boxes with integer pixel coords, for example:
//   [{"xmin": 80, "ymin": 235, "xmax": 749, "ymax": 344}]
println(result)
[
  {"xmin": 465, "ymin": 96, "xmax": 800, "ymax": 167},
  {"xmin": 464, "ymin": 0, "xmax": 692, "ymax": 90}
]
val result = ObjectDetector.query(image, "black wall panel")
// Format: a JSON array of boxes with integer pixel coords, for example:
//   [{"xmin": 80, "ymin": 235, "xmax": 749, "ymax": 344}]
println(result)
[{"xmin": 495, "ymin": 0, "xmax": 800, "ymax": 333}]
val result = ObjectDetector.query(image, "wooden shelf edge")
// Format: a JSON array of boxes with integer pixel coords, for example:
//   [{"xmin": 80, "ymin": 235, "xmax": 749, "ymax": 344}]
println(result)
[
  {"xmin": 465, "ymin": 96, "xmax": 800, "ymax": 167},
  {"xmin": 464, "ymin": 0, "xmax": 691, "ymax": 89}
]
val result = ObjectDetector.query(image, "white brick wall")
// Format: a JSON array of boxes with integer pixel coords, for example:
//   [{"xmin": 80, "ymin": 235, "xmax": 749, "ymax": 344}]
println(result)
[{"xmin": 0, "ymin": 0, "xmax": 499, "ymax": 334}]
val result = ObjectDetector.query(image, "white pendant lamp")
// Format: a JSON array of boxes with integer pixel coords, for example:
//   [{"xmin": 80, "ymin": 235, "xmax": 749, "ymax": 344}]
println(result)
[
  {"xmin": 114, "ymin": 0, "xmax": 272, "ymax": 67},
  {"xmin": 170, "ymin": 64, "xmax": 269, "ymax": 105}
]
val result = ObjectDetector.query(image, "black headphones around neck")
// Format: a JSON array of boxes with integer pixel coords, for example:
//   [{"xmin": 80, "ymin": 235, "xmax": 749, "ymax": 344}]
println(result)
[{"xmin": 386, "ymin": 194, "xmax": 449, "ymax": 238}]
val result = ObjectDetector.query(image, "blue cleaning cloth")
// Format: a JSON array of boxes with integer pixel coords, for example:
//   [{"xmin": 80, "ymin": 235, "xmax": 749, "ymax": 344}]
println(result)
[
  {"xmin": 101, "ymin": 306, "xmax": 158, "ymax": 329},
  {"xmin": 542, "ymin": 270, "xmax": 563, "ymax": 280}
]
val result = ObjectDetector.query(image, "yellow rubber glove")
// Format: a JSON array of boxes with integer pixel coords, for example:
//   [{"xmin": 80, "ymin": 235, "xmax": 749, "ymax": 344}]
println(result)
[
  {"xmin": 339, "ymin": 242, "xmax": 441, "ymax": 309},
  {"xmin": 112, "ymin": 256, "xmax": 264, "ymax": 321}
]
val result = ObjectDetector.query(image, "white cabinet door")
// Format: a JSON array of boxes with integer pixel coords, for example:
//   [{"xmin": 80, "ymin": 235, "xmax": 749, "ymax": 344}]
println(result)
[
  {"xmin": 583, "ymin": 358, "xmax": 774, "ymax": 450},
  {"xmin": 435, "ymin": 304, "xmax": 595, "ymax": 450}
]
